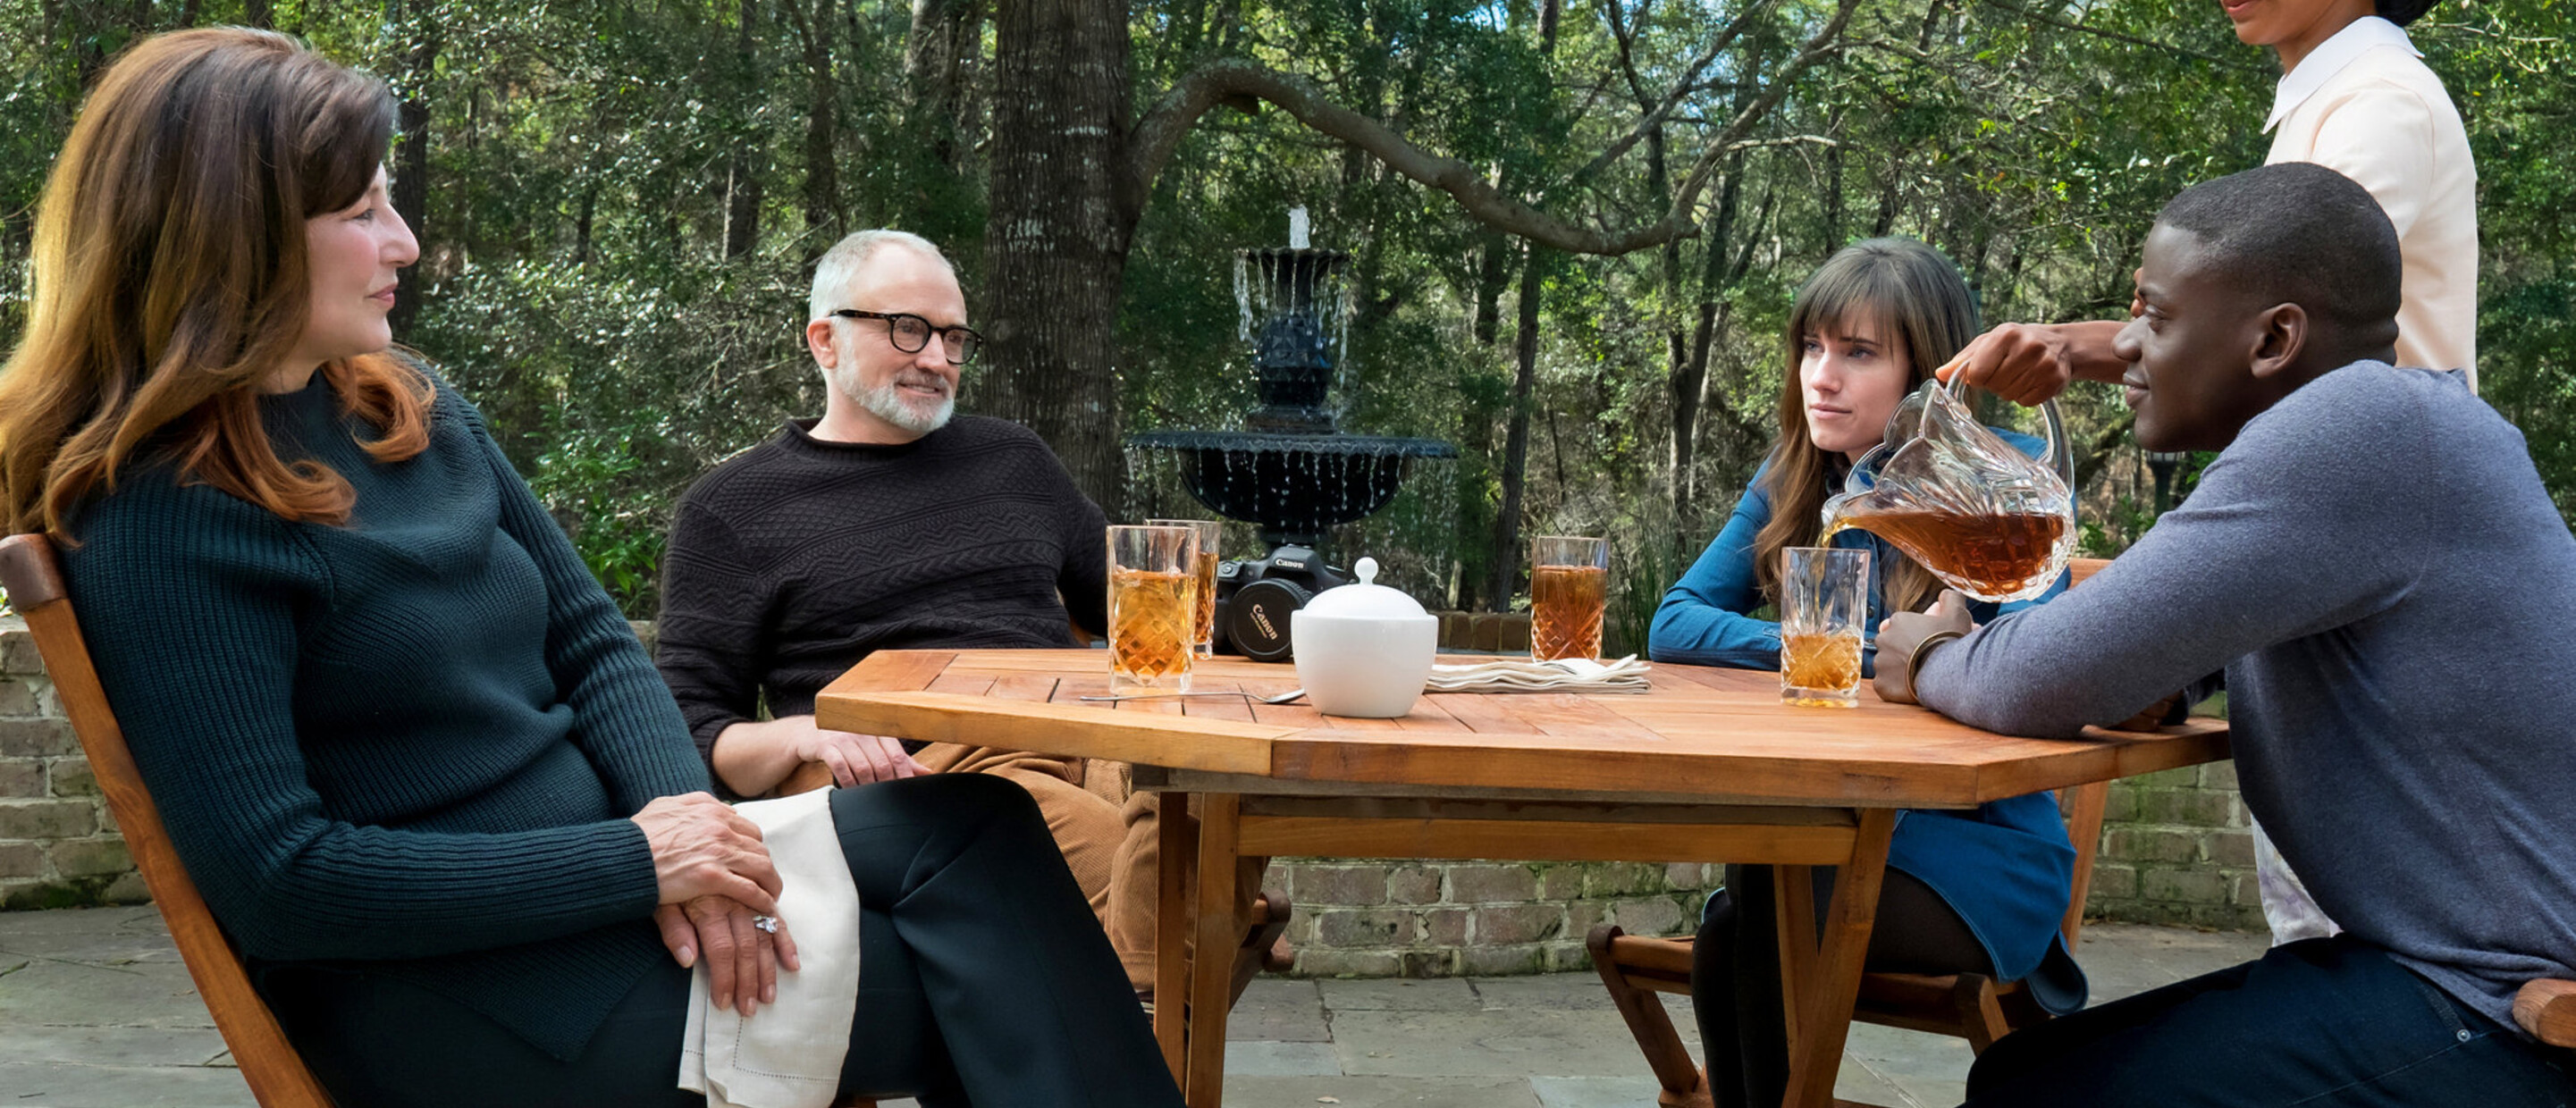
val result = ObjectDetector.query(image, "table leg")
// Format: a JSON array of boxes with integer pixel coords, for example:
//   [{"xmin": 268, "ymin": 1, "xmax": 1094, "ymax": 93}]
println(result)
[
  {"xmin": 1773, "ymin": 863, "xmax": 1817, "ymax": 1063},
  {"xmin": 1184, "ymin": 793, "xmax": 1243, "ymax": 1108},
  {"xmin": 1779, "ymin": 809, "xmax": 1898, "ymax": 1108},
  {"xmin": 1155, "ymin": 792, "xmax": 1196, "ymax": 1084}
]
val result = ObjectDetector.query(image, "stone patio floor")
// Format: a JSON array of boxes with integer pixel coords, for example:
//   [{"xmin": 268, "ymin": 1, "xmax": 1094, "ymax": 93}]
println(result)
[{"xmin": 0, "ymin": 905, "xmax": 2265, "ymax": 1107}]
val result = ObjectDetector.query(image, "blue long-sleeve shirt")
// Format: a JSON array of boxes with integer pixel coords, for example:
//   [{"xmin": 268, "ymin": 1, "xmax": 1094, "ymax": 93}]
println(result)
[{"xmin": 1651, "ymin": 429, "xmax": 2083, "ymax": 1002}]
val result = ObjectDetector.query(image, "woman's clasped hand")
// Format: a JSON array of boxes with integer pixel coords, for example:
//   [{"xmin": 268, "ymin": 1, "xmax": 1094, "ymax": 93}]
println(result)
[{"xmin": 633, "ymin": 793, "xmax": 799, "ymax": 1015}]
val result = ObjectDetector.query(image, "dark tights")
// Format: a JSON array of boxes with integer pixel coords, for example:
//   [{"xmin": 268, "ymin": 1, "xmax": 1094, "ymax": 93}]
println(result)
[
  {"xmin": 267, "ymin": 774, "xmax": 1181, "ymax": 1108},
  {"xmin": 1689, "ymin": 863, "xmax": 1992, "ymax": 1108}
]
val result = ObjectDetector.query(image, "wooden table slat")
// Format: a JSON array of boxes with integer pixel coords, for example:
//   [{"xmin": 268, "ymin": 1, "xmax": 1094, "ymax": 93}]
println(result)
[
  {"xmin": 1420, "ymin": 691, "xmax": 1548, "ymax": 735},
  {"xmin": 814, "ymin": 649, "xmax": 2233, "ymax": 809},
  {"xmin": 926, "ymin": 671, "xmax": 1000, "ymax": 697}
]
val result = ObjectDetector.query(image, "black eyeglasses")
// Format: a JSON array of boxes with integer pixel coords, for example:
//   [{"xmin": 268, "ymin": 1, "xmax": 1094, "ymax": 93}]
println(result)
[{"xmin": 829, "ymin": 309, "xmax": 984, "ymax": 365}]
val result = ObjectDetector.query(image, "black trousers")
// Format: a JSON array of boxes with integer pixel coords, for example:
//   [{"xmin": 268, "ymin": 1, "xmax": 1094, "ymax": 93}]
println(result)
[
  {"xmin": 1690, "ymin": 863, "xmax": 1993, "ymax": 1108},
  {"xmin": 1964, "ymin": 936, "xmax": 2576, "ymax": 1107},
  {"xmin": 267, "ymin": 774, "xmax": 1182, "ymax": 1108}
]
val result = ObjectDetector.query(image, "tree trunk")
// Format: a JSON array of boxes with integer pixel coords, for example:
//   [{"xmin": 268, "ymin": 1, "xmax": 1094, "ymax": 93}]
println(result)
[
  {"xmin": 907, "ymin": 0, "xmax": 980, "ymax": 171},
  {"xmin": 1822, "ymin": 107, "xmax": 1845, "ymax": 250},
  {"xmin": 1486, "ymin": 243, "xmax": 1547, "ymax": 610},
  {"xmin": 789, "ymin": 0, "xmax": 845, "ymax": 242},
  {"xmin": 576, "ymin": 185, "xmax": 597, "ymax": 270},
  {"xmin": 722, "ymin": 0, "xmax": 762, "ymax": 261},
  {"xmin": 244, "ymin": 0, "xmax": 270, "ymax": 27},
  {"xmin": 385, "ymin": 0, "xmax": 434, "ymax": 341},
  {"xmin": 981, "ymin": 0, "xmax": 1135, "ymax": 507},
  {"xmin": 1449, "ymin": 227, "xmax": 1514, "ymax": 611},
  {"xmin": 1671, "ymin": 156, "xmax": 1741, "ymax": 523}
]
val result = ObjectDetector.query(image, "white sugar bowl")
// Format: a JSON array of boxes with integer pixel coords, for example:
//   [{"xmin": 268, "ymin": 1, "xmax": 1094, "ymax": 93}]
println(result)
[{"xmin": 1291, "ymin": 558, "xmax": 1439, "ymax": 718}]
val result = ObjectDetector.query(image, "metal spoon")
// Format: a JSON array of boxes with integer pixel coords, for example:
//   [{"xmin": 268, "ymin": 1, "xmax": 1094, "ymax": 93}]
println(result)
[{"xmin": 1079, "ymin": 689, "xmax": 1308, "ymax": 704}]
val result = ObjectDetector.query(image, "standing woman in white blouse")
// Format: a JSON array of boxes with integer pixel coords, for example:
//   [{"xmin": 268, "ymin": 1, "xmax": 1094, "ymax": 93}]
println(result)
[
  {"xmin": 1942, "ymin": 0, "xmax": 2478, "ymax": 398},
  {"xmin": 2210, "ymin": 0, "xmax": 2479, "ymax": 948},
  {"xmin": 1937, "ymin": 0, "xmax": 2479, "ymax": 949},
  {"xmin": 2239, "ymin": 0, "xmax": 2477, "ymax": 386}
]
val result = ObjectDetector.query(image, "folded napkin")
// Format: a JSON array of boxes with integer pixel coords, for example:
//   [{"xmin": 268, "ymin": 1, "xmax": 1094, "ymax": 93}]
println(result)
[
  {"xmin": 1427, "ymin": 655, "xmax": 1652, "ymax": 693},
  {"xmin": 678, "ymin": 787, "xmax": 861, "ymax": 1108}
]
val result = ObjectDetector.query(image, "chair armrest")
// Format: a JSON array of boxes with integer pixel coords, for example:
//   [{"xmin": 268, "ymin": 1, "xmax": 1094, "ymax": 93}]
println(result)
[
  {"xmin": 774, "ymin": 760, "xmax": 838, "ymax": 798},
  {"xmin": 2513, "ymin": 979, "xmax": 2576, "ymax": 1047}
]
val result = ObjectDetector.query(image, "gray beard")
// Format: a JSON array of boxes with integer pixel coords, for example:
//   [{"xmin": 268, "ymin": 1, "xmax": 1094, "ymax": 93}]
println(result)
[{"xmin": 837, "ymin": 366, "xmax": 954, "ymax": 436}]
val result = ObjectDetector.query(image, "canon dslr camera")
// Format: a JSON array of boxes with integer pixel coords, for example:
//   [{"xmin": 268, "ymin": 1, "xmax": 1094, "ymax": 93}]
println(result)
[{"xmin": 1213, "ymin": 544, "xmax": 1350, "ymax": 662}]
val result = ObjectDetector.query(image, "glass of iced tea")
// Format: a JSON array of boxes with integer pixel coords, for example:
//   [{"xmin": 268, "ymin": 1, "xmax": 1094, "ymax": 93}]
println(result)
[
  {"xmin": 1530, "ymin": 535, "xmax": 1608, "ymax": 662},
  {"xmin": 1146, "ymin": 518, "xmax": 1222, "ymax": 658},
  {"xmin": 1780, "ymin": 546, "xmax": 1871, "ymax": 708},
  {"xmin": 1107, "ymin": 525, "xmax": 1199, "ymax": 692}
]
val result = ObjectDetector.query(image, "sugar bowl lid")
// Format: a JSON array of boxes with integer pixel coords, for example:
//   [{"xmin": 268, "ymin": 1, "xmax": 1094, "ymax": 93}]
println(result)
[{"xmin": 1301, "ymin": 558, "xmax": 1431, "ymax": 620}]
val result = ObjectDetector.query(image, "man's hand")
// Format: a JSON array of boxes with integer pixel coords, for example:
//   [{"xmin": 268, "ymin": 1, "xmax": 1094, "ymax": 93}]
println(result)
[
  {"xmin": 1873, "ymin": 591, "xmax": 1976, "ymax": 706},
  {"xmin": 655, "ymin": 896, "xmax": 801, "ymax": 1016},
  {"xmin": 1938, "ymin": 320, "xmax": 2130, "ymax": 406},
  {"xmin": 713, "ymin": 715, "xmax": 930, "ymax": 795},
  {"xmin": 780, "ymin": 717, "xmax": 929, "ymax": 787}
]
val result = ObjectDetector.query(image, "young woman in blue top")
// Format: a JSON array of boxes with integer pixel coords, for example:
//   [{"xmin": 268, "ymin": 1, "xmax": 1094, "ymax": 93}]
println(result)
[{"xmin": 1650, "ymin": 238, "xmax": 2083, "ymax": 1108}]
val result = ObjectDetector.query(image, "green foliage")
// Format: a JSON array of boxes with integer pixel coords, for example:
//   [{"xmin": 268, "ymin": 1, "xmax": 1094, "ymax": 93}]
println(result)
[{"xmin": 0, "ymin": 0, "xmax": 2568, "ymax": 623}]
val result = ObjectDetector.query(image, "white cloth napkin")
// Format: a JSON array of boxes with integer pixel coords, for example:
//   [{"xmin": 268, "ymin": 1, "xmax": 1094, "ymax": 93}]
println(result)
[
  {"xmin": 1427, "ymin": 655, "xmax": 1652, "ymax": 693},
  {"xmin": 678, "ymin": 787, "xmax": 861, "ymax": 1108}
]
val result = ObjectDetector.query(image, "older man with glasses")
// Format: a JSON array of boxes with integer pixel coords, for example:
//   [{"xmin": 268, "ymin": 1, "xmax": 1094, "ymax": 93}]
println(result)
[{"xmin": 652, "ymin": 229, "xmax": 1160, "ymax": 979}]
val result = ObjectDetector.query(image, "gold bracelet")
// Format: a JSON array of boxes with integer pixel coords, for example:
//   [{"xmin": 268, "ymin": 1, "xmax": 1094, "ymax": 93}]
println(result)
[{"xmin": 1899, "ymin": 628, "xmax": 1967, "ymax": 704}]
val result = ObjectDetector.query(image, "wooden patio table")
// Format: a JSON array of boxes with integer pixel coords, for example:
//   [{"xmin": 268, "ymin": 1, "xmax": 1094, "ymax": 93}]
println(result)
[{"xmin": 815, "ymin": 648, "xmax": 2230, "ymax": 1108}]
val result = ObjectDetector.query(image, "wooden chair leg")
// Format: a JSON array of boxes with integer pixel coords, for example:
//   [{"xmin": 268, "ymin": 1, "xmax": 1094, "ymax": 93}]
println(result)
[
  {"xmin": 1587, "ymin": 926, "xmax": 1713, "ymax": 1108},
  {"xmin": 1949, "ymin": 974, "xmax": 2012, "ymax": 1055},
  {"xmin": 1229, "ymin": 890, "xmax": 1293, "ymax": 1005}
]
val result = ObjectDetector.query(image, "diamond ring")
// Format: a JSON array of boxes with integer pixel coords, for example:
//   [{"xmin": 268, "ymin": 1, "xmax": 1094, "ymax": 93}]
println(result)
[{"xmin": 750, "ymin": 914, "xmax": 779, "ymax": 934}]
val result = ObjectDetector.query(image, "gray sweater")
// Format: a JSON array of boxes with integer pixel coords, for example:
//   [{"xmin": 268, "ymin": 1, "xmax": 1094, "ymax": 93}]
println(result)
[{"xmin": 1918, "ymin": 363, "xmax": 2576, "ymax": 1033}]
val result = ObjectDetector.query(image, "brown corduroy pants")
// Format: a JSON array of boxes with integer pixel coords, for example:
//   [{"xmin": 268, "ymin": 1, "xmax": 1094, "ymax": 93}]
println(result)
[{"xmin": 912, "ymin": 746, "xmax": 1268, "ymax": 994}]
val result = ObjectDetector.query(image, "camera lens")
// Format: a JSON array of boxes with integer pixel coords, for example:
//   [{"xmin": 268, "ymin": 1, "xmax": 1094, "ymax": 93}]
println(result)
[{"xmin": 1225, "ymin": 577, "xmax": 1313, "ymax": 663}]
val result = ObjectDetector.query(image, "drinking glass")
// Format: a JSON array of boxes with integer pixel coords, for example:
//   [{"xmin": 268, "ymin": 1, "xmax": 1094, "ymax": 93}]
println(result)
[
  {"xmin": 1530, "ymin": 536, "xmax": 1609, "ymax": 662},
  {"xmin": 1780, "ymin": 546, "xmax": 1871, "ymax": 708},
  {"xmin": 1107, "ymin": 525, "xmax": 1199, "ymax": 692},
  {"xmin": 1146, "ymin": 518, "xmax": 1222, "ymax": 658}
]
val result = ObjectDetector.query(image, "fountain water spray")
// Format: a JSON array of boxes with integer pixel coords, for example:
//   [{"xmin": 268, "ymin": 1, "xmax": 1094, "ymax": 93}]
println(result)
[{"xmin": 1126, "ymin": 209, "xmax": 1457, "ymax": 659}]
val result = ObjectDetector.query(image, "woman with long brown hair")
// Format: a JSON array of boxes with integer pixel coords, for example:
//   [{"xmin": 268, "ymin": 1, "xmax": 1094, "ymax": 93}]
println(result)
[
  {"xmin": 0, "ymin": 28, "xmax": 1179, "ymax": 1108},
  {"xmin": 1647, "ymin": 238, "xmax": 2082, "ymax": 1108}
]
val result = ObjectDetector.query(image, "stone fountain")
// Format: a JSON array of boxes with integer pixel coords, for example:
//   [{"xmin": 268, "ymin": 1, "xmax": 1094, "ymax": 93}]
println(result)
[{"xmin": 1126, "ymin": 209, "xmax": 1456, "ymax": 659}]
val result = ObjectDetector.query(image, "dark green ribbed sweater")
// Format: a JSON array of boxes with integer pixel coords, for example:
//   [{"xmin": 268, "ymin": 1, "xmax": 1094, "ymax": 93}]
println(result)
[{"xmin": 60, "ymin": 373, "xmax": 711, "ymax": 1061}]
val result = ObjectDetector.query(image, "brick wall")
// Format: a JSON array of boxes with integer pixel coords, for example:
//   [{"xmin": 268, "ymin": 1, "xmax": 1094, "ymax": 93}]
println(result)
[
  {"xmin": 1266, "ymin": 859, "xmax": 1718, "ymax": 978},
  {"xmin": 0, "ymin": 617, "xmax": 147, "ymax": 910},
  {"xmin": 0, "ymin": 612, "xmax": 2267, "ymax": 956},
  {"xmin": 2084, "ymin": 765, "xmax": 2263, "ymax": 931}
]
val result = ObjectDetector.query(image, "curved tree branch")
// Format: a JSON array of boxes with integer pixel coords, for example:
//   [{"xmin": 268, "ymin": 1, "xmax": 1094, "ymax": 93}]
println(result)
[
  {"xmin": 1129, "ymin": 0, "xmax": 1862, "ymax": 256},
  {"xmin": 1569, "ymin": 0, "xmax": 1774, "ymax": 191}
]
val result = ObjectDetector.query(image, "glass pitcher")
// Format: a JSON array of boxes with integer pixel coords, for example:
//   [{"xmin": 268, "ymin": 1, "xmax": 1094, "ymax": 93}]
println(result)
[{"xmin": 1818, "ymin": 379, "xmax": 2077, "ymax": 604}]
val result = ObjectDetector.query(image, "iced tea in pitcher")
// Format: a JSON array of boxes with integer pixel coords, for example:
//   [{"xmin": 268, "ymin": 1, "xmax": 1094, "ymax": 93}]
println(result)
[
  {"xmin": 1818, "ymin": 377, "xmax": 2077, "ymax": 603},
  {"xmin": 1821, "ymin": 509, "xmax": 2067, "ymax": 601}
]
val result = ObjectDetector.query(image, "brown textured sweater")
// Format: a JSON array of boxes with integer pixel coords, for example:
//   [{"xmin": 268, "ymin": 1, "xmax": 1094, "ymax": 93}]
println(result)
[{"xmin": 654, "ymin": 416, "xmax": 1107, "ymax": 782}]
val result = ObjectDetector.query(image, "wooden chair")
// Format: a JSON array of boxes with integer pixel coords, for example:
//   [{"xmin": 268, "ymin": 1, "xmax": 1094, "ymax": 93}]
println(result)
[
  {"xmin": 2, "ymin": 532, "xmax": 900, "ymax": 1107},
  {"xmin": 1, "ymin": 533, "xmax": 337, "ymax": 1108}
]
